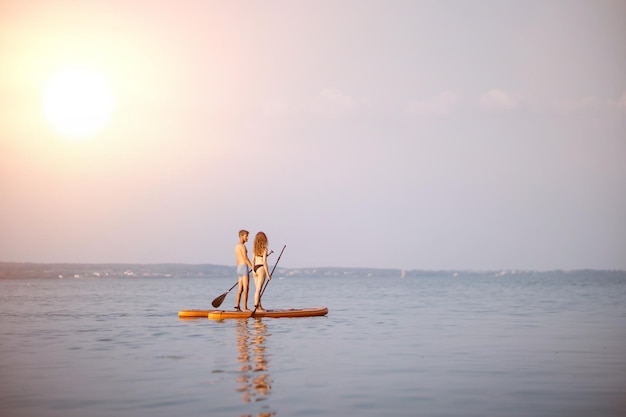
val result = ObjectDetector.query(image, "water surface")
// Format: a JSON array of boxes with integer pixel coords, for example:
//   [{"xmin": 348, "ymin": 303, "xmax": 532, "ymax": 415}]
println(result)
[{"xmin": 1, "ymin": 272, "xmax": 625, "ymax": 416}]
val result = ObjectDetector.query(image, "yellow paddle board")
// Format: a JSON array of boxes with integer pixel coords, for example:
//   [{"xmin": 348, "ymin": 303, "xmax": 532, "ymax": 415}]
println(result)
[{"xmin": 178, "ymin": 307, "xmax": 328, "ymax": 319}]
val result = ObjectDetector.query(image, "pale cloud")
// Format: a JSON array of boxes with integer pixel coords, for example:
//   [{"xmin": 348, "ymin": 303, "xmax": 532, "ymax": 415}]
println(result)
[
  {"xmin": 406, "ymin": 91, "xmax": 459, "ymax": 117},
  {"xmin": 521, "ymin": 94, "xmax": 626, "ymax": 116},
  {"xmin": 550, "ymin": 95, "xmax": 626, "ymax": 116},
  {"xmin": 479, "ymin": 89, "xmax": 520, "ymax": 111},
  {"xmin": 554, "ymin": 96, "xmax": 603, "ymax": 113},
  {"xmin": 310, "ymin": 88, "xmax": 359, "ymax": 116},
  {"xmin": 259, "ymin": 98, "xmax": 293, "ymax": 118},
  {"xmin": 617, "ymin": 92, "xmax": 626, "ymax": 113}
]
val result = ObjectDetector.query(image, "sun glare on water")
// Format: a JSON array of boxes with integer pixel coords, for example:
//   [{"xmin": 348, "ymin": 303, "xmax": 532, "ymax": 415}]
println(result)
[{"xmin": 42, "ymin": 67, "xmax": 114, "ymax": 139}]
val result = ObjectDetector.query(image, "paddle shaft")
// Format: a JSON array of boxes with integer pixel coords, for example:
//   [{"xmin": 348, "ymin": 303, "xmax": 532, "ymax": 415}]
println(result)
[{"xmin": 253, "ymin": 244, "xmax": 286, "ymax": 314}]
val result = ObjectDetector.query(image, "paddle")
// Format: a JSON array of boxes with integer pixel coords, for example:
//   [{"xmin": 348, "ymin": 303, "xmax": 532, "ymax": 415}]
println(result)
[
  {"xmin": 211, "ymin": 250, "xmax": 274, "ymax": 308},
  {"xmin": 252, "ymin": 244, "xmax": 286, "ymax": 316}
]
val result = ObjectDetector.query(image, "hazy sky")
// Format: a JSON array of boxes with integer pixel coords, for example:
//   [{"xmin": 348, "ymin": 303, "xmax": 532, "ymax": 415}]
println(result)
[{"xmin": 1, "ymin": 0, "xmax": 625, "ymax": 270}]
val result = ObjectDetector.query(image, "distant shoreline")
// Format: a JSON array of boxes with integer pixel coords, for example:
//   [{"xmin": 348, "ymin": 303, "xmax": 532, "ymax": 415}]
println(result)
[{"xmin": 1, "ymin": 262, "xmax": 624, "ymax": 280}]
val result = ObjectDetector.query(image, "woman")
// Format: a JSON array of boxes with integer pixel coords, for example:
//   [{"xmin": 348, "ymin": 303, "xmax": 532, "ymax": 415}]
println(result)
[{"xmin": 252, "ymin": 231, "xmax": 272, "ymax": 312}]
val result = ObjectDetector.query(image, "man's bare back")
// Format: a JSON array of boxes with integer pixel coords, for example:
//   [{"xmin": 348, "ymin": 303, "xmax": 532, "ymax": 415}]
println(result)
[{"xmin": 235, "ymin": 241, "xmax": 252, "ymax": 268}]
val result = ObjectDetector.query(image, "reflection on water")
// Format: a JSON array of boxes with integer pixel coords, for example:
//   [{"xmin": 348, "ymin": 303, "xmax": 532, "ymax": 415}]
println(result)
[{"xmin": 236, "ymin": 318, "xmax": 275, "ymax": 417}]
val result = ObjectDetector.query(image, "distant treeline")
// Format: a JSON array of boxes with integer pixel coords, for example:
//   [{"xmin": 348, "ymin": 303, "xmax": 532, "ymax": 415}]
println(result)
[
  {"xmin": 0, "ymin": 262, "xmax": 232, "ymax": 279},
  {"xmin": 1, "ymin": 262, "xmax": 624, "ymax": 280}
]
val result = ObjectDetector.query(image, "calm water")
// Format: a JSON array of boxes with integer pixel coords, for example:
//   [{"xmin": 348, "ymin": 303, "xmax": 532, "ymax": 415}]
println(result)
[{"xmin": 1, "ymin": 272, "xmax": 625, "ymax": 417}]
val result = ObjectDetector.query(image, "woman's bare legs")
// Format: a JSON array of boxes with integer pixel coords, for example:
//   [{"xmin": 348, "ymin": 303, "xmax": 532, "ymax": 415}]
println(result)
[{"xmin": 253, "ymin": 272, "xmax": 266, "ymax": 311}]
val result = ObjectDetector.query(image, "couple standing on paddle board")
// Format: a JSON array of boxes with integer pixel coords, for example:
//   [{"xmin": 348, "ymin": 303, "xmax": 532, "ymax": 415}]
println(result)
[{"xmin": 234, "ymin": 230, "xmax": 272, "ymax": 312}]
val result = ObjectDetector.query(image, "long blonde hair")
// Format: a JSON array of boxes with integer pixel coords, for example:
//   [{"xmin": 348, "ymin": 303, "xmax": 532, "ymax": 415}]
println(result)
[{"xmin": 253, "ymin": 232, "xmax": 268, "ymax": 257}]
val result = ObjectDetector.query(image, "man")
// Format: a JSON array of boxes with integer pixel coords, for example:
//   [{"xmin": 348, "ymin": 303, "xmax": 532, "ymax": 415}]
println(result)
[{"xmin": 234, "ymin": 229, "xmax": 253, "ymax": 311}]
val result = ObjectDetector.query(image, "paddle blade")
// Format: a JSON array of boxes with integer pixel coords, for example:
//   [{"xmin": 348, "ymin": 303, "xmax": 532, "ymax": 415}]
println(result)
[{"xmin": 211, "ymin": 292, "xmax": 227, "ymax": 308}]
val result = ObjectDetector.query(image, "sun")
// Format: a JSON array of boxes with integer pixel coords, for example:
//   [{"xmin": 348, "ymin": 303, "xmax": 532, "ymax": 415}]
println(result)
[{"xmin": 42, "ymin": 67, "xmax": 114, "ymax": 139}]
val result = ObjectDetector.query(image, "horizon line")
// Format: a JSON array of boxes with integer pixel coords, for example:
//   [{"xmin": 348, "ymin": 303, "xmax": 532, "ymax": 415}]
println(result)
[{"xmin": 0, "ymin": 261, "xmax": 624, "ymax": 273}]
